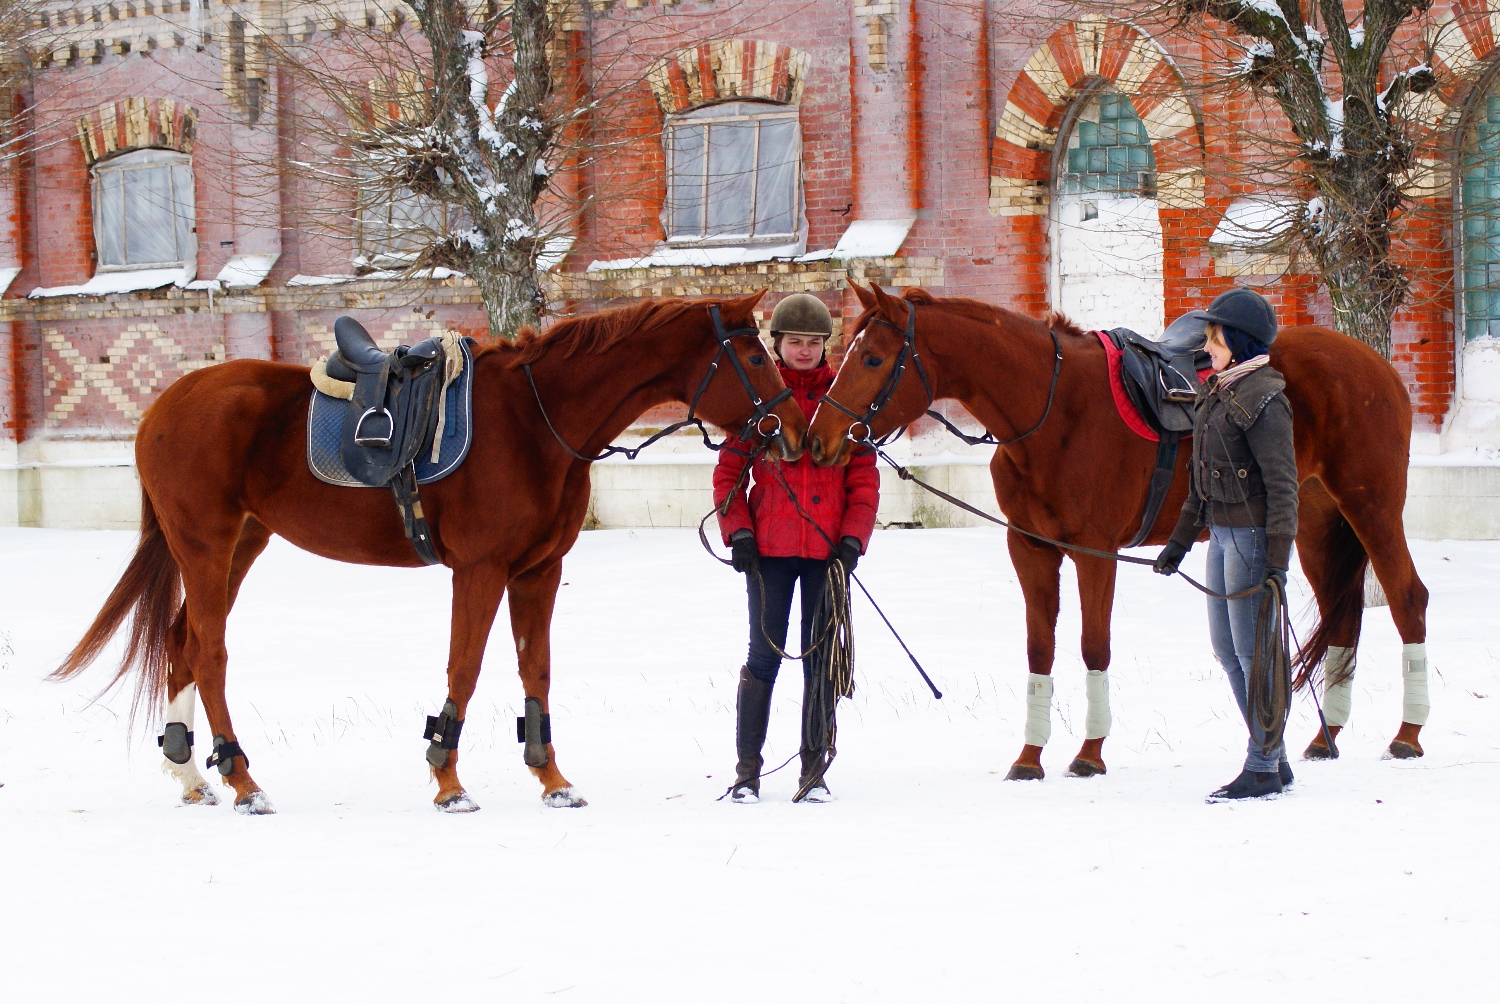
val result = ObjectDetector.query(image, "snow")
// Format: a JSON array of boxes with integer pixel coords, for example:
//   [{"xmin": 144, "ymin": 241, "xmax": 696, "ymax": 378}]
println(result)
[
  {"xmin": 0, "ymin": 265, "xmax": 19, "ymax": 295},
  {"xmin": 29, "ymin": 266, "xmax": 191, "ymax": 298},
  {"xmin": 588, "ymin": 241, "xmax": 806, "ymax": 271},
  {"xmin": 1209, "ymin": 197, "xmax": 1299, "ymax": 249},
  {"xmin": 832, "ymin": 217, "xmax": 916, "ymax": 258},
  {"xmin": 215, "ymin": 253, "xmax": 281, "ymax": 288},
  {"xmin": 2, "ymin": 526, "xmax": 1496, "ymax": 999}
]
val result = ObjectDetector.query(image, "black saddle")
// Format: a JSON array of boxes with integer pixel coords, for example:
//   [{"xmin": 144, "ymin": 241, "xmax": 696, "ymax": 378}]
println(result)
[
  {"xmin": 1105, "ymin": 326, "xmax": 1209, "ymax": 548},
  {"xmin": 323, "ymin": 316, "xmax": 447, "ymax": 564},
  {"xmin": 1106, "ymin": 326, "xmax": 1207, "ymax": 437}
]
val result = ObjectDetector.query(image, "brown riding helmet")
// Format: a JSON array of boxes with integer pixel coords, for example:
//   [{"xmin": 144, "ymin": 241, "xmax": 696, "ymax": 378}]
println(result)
[{"xmin": 770, "ymin": 293, "xmax": 833, "ymax": 364}]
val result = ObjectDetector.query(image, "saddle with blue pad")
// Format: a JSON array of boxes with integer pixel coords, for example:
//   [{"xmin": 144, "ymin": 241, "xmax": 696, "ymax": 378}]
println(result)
[
  {"xmin": 306, "ymin": 316, "xmax": 476, "ymax": 564},
  {"xmin": 1104, "ymin": 325, "xmax": 1209, "ymax": 546}
]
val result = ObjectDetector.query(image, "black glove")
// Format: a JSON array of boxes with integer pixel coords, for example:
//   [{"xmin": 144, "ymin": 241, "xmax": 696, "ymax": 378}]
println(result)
[
  {"xmin": 831, "ymin": 537, "xmax": 862, "ymax": 575},
  {"xmin": 1265, "ymin": 567, "xmax": 1287, "ymax": 591},
  {"xmin": 729, "ymin": 532, "xmax": 760, "ymax": 574},
  {"xmin": 1154, "ymin": 540, "xmax": 1189, "ymax": 576}
]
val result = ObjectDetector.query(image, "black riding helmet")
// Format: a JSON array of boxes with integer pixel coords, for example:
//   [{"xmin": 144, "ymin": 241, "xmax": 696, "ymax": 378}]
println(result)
[
  {"xmin": 770, "ymin": 293, "xmax": 833, "ymax": 366},
  {"xmin": 1163, "ymin": 286, "xmax": 1278, "ymax": 347}
]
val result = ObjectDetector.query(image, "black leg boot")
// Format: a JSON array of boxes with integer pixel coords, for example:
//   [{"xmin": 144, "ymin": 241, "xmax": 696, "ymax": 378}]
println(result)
[
  {"xmin": 731, "ymin": 666, "xmax": 773, "ymax": 803},
  {"xmin": 796, "ymin": 672, "xmax": 835, "ymax": 803}
]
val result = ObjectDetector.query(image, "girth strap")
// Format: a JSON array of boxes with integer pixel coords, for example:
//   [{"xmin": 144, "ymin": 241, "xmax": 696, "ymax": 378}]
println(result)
[
  {"xmin": 1126, "ymin": 430, "xmax": 1181, "ymax": 548},
  {"xmin": 391, "ymin": 463, "xmax": 441, "ymax": 566}
]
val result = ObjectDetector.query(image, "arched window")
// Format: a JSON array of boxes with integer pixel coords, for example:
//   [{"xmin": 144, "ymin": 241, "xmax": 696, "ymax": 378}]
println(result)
[
  {"xmin": 91, "ymin": 149, "xmax": 197, "ymax": 271},
  {"xmin": 663, "ymin": 100, "xmax": 802, "ymax": 245},
  {"xmin": 1462, "ymin": 94, "xmax": 1500, "ymax": 341},
  {"xmin": 1050, "ymin": 90, "xmax": 1165, "ymax": 334}
]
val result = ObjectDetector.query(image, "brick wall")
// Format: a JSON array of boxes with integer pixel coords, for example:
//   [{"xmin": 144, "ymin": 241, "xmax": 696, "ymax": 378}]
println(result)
[{"xmin": 0, "ymin": 2, "xmax": 1477, "ymax": 452}]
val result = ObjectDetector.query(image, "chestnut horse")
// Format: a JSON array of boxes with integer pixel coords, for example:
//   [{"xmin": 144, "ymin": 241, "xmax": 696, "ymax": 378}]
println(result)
[
  {"xmin": 54, "ymin": 292, "xmax": 805, "ymax": 814},
  {"xmin": 808, "ymin": 283, "xmax": 1429, "ymax": 779}
]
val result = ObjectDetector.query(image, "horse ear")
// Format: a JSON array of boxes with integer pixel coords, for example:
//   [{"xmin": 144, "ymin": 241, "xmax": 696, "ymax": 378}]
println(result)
[
  {"xmin": 870, "ymin": 283, "xmax": 903, "ymax": 320},
  {"xmin": 849, "ymin": 281, "xmax": 877, "ymax": 309},
  {"xmin": 722, "ymin": 288, "xmax": 768, "ymax": 324}
]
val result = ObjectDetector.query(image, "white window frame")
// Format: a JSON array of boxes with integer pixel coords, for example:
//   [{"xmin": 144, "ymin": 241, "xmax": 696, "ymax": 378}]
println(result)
[
  {"xmin": 90, "ymin": 148, "xmax": 197, "ymax": 272},
  {"xmin": 663, "ymin": 100, "xmax": 803, "ymax": 246},
  {"xmin": 356, "ymin": 187, "xmax": 468, "ymax": 269}
]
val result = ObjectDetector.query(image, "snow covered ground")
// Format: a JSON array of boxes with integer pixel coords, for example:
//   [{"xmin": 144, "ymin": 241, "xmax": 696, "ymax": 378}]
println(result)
[{"xmin": 1, "ymin": 526, "xmax": 1496, "ymax": 1001}]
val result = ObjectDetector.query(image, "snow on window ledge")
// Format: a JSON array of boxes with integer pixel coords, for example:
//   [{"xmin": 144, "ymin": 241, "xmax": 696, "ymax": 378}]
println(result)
[
  {"xmin": 1209, "ymin": 198, "xmax": 1298, "ymax": 250},
  {"xmin": 29, "ymin": 266, "xmax": 194, "ymax": 299},
  {"xmin": 586, "ymin": 220, "xmax": 915, "ymax": 272}
]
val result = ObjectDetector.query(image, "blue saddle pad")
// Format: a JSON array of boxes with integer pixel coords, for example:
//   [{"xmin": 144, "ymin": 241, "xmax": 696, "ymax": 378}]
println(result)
[{"xmin": 306, "ymin": 337, "xmax": 476, "ymax": 487}]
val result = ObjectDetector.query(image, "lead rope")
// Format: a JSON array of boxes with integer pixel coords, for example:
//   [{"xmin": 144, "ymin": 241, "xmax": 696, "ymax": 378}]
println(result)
[{"xmin": 867, "ymin": 440, "xmax": 1320, "ymax": 754}]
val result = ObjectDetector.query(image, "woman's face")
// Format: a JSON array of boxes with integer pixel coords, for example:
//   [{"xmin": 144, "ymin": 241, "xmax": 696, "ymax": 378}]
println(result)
[
  {"xmin": 779, "ymin": 333, "xmax": 827, "ymax": 371},
  {"xmin": 1205, "ymin": 324, "xmax": 1233, "ymax": 373}
]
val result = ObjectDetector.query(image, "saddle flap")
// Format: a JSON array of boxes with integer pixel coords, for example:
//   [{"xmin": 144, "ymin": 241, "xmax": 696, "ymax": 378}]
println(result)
[{"xmin": 1108, "ymin": 328, "xmax": 1199, "ymax": 436}]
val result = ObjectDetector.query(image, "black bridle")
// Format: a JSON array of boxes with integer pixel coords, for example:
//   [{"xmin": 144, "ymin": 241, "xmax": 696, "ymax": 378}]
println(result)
[
  {"xmin": 524, "ymin": 305, "xmax": 793, "ymax": 462},
  {"xmin": 821, "ymin": 300, "xmax": 1064, "ymax": 449}
]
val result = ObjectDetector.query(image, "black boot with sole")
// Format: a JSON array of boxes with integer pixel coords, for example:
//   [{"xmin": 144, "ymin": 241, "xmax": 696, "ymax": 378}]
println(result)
[
  {"xmin": 731, "ymin": 665, "xmax": 773, "ymax": 803},
  {"xmin": 796, "ymin": 673, "xmax": 835, "ymax": 803}
]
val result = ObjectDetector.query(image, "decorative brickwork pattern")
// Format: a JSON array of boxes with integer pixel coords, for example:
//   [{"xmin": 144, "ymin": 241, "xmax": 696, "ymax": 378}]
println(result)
[
  {"xmin": 43, "ymin": 321, "xmax": 222, "ymax": 428},
  {"xmin": 76, "ymin": 97, "xmax": 197, "ymax": 165},
  {"xmin": 647, "ymin": 39, "xmax": 809, "ymax": 114}
]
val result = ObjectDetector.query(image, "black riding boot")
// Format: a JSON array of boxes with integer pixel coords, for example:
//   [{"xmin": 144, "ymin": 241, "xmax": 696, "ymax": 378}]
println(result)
[
  {"xmin": 731, "ymin": 666, "xmax": 773, "ymax": 803},
  {"xmin": 797, "ymin": 673, "xmax": 835, "ymax": 802}
]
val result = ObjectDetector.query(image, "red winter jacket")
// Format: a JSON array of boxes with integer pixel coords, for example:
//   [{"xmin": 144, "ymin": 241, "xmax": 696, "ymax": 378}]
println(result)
[{"xmin": 714, "ymin": 363, "xmax": 880, "ymax": 560}]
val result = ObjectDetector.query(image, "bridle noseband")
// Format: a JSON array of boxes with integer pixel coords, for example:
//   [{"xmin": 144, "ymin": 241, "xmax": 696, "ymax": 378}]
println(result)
[
  {"xmin": 525, "ymin": 304, "xmax": 793, "ymax": 462},
  {"xmin": 822, "ymin": 300, "xmax": 1064, "ymax": 449}
]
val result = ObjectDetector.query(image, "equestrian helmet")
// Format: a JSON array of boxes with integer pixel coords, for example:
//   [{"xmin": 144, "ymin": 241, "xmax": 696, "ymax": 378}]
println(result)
[
  {"xmin": 770, "ymin": 294, "xmax": 834, "ymax": 337},
  {"xmin": 1163, "ymin": 286, "xmax": 1278, "ymax": 348},
  {"xmin": 1201, "ymin": 287, "xmax": 1278, "ymax": 345}
]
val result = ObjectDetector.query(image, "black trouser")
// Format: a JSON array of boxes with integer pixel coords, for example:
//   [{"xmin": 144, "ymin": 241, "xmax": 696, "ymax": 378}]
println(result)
[{"xmin": 745, "ymin": 556, "xmax": 828, "ymax": 684}]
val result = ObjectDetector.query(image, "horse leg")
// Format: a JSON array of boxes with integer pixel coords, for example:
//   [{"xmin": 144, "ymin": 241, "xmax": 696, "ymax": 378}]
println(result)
[
  {"xmin": 168, "ymin": 523, "xmax": 273, "ymax": 814},
  {"xmin": 425, "ymin": 562, "xmax": 509, "ymax": 812},
  {"xmin": 160, "ymin": 611, "xmax": 216, "ymax": 805},
  {"xmin": 507, "ymin": 557, "xmax": 586, "ymax": 807},
  {"xmin": 1292, "ymin": 480, "xmax": 1364, "ymax": 759},
  {"xmin": 1067, "ymin": 555, "xmax": 1117, "ymax": 777},
  {"xmin": 1342, "ymin": 500, "xmax": 1431, "ymax": 758},
  {"xmin": 1005, "ymin": 533, "xmax": 1063, "ymax": 781},
  {"xmin": 160, "ymin": 516, "xmax": 273, "ymax": 806}
]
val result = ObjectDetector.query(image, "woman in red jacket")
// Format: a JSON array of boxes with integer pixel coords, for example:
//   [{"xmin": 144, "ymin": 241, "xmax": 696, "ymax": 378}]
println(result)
[{"xmin": 713, "ymin": 294, "xmax": 880, "ymax": 803}]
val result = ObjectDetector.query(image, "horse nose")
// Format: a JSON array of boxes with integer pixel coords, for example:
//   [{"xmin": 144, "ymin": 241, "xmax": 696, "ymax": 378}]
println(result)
[{"xmin": 809, "ymin": 435, "xmax": 825, "ymax": 465}]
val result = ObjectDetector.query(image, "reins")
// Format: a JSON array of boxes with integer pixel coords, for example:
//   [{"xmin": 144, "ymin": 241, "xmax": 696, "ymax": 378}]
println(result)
[
  {"xmin": 524, "ymin": 305, "xmax": 792, "ymax": 462},
  {"xmin": 821, "ymin": 301, "xmax": 1063, "ymax": 449}
]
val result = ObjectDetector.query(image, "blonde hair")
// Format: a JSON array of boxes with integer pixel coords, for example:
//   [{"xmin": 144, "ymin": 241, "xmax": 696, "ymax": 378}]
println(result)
[{"xmin": 1204, "ymin": 321, "xmax": 1226, "ymax": 347}]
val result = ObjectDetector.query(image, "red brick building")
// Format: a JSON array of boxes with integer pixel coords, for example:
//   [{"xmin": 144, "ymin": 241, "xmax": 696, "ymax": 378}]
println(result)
[{"xmin": 2, "ymin": 2, "xmax": 1496, "ymax": 534}]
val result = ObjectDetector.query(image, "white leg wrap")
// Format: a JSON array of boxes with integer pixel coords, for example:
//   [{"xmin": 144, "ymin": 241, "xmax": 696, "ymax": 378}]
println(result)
[
  {"xmin": 1322, "ymin": 646, "xmax": 1356, "ymax": 728},
  {"xmin": 1084, "ymin": 670, "xmax": 1111, "ymax": 739},
  {"xmin": 1024, "ymin": 674, "xmax": 1053, "ymax": 747},
  {"xmin": 1402, "ymin": 643, "xmax": 1430, "ymax": 726}
]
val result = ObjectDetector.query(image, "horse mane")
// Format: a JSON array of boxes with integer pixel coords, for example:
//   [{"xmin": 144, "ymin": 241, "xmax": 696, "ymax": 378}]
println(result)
[
  {"xmin": 506, "ymin": 298, "xmax": 700, "ymax": 366},
  {"xmin": 853, "ymin": 287, "xmax": 1087, "ymax": 340}
]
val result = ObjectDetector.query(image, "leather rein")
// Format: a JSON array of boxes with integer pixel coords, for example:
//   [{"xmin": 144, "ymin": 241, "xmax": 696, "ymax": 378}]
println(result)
[
  {"xmin": 524, "ymin": 305, "xmax": 793, "ymax": 462},
  {"xmin": 821, "ymin": 301, "xmax": 1063, "ymax": 450}
]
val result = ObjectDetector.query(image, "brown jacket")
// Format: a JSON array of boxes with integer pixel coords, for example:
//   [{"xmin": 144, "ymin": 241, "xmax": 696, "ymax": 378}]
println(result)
[{"xmin": 1169, "ymin": 364, "xmax": 1299, "ymax": 568}]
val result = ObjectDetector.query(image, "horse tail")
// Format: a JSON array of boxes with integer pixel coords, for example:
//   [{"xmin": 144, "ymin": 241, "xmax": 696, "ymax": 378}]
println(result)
[
  {"xmin": 1291, "ymin": 512, "xmax": 1368, "ymax": 692},
  {"xmin": 51, "ymin": 486, "xmax": 182, "ymax": 722}
]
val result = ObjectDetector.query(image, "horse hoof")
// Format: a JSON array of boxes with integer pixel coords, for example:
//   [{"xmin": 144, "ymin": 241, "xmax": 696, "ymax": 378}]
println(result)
[
  {"xmin": 1302, "ymin": 739, "xmax": 1338, "ymax": 760},
  {"xmin": 233, "ymin": 791, "xmax": 276, "ymax": 815},
  {"xmin": 1386, "ymin": 739, "xmax": 1424, "ymax": 760},
  {"xmin": 542, "ymin": 787, "xmax": 588, "ymax": 808},
  {"xmin": 1005, "ymin": 764, "xmax": 1044, "ymax": 781},
  {"xmin": 1066, "ymin": 758, "xmax": 1106, "ymax": 778},
  {"xmin": 181, "ymin": 784, "xmax": 220, "ymax": 806},
  {"xmin": 435, "ymin": 791, "xmax": 480, "ymax": 813}
]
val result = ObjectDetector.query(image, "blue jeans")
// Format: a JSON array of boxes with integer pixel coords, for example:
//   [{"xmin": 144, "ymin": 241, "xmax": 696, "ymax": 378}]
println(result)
[
  {"xmin": 1205, "ymin": 525, "xmax": 1286, "ymax": 773},
  {"xmin": 745, "ymin": 557, "xmax": 828, "ymax": 684}
]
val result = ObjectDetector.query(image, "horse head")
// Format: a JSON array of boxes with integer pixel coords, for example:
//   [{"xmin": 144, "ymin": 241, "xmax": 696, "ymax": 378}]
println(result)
[
  {"xmin": 809, "ymin": 282, "xmax": 932, "ymax": 466},
  {"xmin": 690, "ymin": 290, "xmax": 808, "ymax": 461}
]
